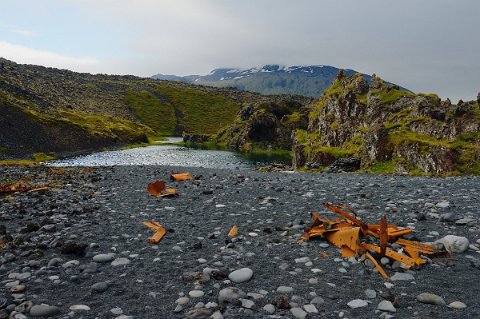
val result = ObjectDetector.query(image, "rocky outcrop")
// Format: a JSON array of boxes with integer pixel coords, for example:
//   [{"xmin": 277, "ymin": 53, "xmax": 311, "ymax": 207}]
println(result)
[
  {"xmin": 293, "ymin": 72, "xmax": 480, "ymax": 175},
  {"xmin": 216, "ymin": 98, "xmax": 312, "ymax": 152}
]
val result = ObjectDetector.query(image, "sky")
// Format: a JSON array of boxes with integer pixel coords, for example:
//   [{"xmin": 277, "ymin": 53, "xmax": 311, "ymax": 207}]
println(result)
[{"xmin": 0, "ymin": 0, "xmax": 479, "ymax": 102}]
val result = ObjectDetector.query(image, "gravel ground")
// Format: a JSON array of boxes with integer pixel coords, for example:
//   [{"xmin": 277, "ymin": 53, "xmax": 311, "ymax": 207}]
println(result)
[{"xmin": 1, "ymin": 165, "xmax": 479, "ymax": 319}]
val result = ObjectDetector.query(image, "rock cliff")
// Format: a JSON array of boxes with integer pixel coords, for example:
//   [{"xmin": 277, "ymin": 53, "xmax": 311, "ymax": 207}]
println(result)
[{"xmin": 292, "ymin": 71, "xmax": 480, "ymax": 175}]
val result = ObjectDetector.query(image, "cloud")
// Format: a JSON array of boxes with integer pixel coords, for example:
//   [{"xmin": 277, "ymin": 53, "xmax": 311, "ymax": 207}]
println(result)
[
  {"xmin": 11, "ymin": 28, "xmax": 39, "ymax": 37},
  {"xmin": 0, "ymin": 40, "xmax": 99, "ymax": 73}
]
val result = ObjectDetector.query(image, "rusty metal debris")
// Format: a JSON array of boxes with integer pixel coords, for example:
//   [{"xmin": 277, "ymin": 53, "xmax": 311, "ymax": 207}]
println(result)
[
  {"xmin": 301, "ymin": 202, "xmax": 445, "ymax": 280},
  {"xmin": 227, "ymin": 225, "xmax": 238, "ymax": 237},
  {"xmin": 170, "ymin": 172, "xmax": 195, "ymax": 182},
  {"xmin": 0, "ymin": 182, "xmax": 49, "ymax": 194},
  {"xmin": 147, "ymin": 180, "xmax": 178, "ymax": 198},
  {"xmin": 143, "ymin": 221, "xmax": 166, "ymax": 244}
]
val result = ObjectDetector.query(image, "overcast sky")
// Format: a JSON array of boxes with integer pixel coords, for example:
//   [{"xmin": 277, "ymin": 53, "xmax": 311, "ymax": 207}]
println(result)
[{"xmin": 1, "ymin": 0, "xmax": 479, "ymax": 101}]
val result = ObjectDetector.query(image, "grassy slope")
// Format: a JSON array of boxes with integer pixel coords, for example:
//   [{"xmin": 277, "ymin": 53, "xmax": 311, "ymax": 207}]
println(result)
[{"xmin": 125, "ymin": 83, "xmax": 240, "ymax": 135}]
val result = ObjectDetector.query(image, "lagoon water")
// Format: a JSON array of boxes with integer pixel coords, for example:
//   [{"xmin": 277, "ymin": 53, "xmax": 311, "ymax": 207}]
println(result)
[{"xmin": 48, "ymin": 141, "xmax": 289, "ymax": 169}]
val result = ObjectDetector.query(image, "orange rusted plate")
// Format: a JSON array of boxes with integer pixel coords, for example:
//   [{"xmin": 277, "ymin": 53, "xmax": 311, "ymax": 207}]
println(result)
[
  {"xmin": 365, "ymin": 251, "xmax": 391, "ymax": 281},
  {"xmin": 0, "ymin": 182, "xmax": 30, "ymax": 194},
  {"xmin": 170, "ymin": 172, "xmax": 194, "ymax": 182},
  {"xmin": 147, "ymin": 180, "xmax": 166, "ymax": 196},
  {"xmin": 227, "ymin": 225, "xmax": 238, "ymax": 237},
  {"xmin": 324, "ymin": 227, "xmax": 361, "ymax": 251},
  {"xmin": 143, "ymin": 221, "xmax": 166, "ymax": 244},
  {"xmin": 147, "ymin": 180, "xmax": 178, "ymax": 198},
  {"xmin": 362, "ymin": 243, "xmax": 416, "ymax": 268}
]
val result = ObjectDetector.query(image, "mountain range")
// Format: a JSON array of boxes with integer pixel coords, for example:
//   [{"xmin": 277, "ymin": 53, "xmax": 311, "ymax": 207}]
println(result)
[{"xmin": 152, "ymin": 65, "xmax": 372, "ymax": 97}]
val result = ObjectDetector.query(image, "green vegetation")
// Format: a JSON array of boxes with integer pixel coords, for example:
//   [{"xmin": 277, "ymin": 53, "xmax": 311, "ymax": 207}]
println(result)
[
  {"xmin": 155, "ymin": 83, "xmax": 240, "ymax": 134},
  {"xmin": 369, "ymin": 161, "xmax": 395, "ymax": 174},
  {"xmin": 33, "ymin": 152, "xmax": 57, "ymax": 162},
  {"xmin": 0, "ymin": 160, "xmax": 38, "ymax": 166},
  {"xmin": 125, "ymin": 90, "xmax": 176, "ymax": 134},
  {"xmin": 0, "ymin": 147, "xmax": 7, "ymax": 153},
  {"xmin": 370, "ymin": 89, "xmax": 413, "ymax": 105}
]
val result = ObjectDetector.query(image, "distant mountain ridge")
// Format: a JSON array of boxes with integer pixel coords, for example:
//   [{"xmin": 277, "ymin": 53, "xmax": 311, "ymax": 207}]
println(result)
[{"xmin": 153, "ymin": 65, "xmax": 373, "ymax": 97}]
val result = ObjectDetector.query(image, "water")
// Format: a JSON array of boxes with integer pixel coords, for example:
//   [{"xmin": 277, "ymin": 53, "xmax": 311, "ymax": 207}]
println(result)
[{"xmin": 48, "ymin": 143, "xmax": 290, "ymax": 169}]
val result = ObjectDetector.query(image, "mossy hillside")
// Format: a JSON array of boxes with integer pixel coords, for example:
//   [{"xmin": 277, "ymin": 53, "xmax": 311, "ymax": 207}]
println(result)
[
  {"xmin": 155, "ymin": 83, "xmax": 240, "ymax": 134},
  {"xmin": 125, "ymin": 90, "xmax": 176, "ymax": 135}
]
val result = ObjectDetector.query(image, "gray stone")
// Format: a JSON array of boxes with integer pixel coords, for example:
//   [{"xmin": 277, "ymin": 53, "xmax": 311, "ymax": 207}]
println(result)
[
  {"xmin": 416, "ymin": 293, "xmax": 446, "ymax": 305},
  {"xmin": 69, "ymin": 304, "xmax": 91, "ymax": 311},
  {"xmin": 29, "ymin": 304, "xmax": 59, "ymax": 317},
  {"xmin": 290, "ymin": 307, "xmax": 308, "ymax": 319},
  {"xmin": 91, "ymin": 281, "xmax": 109, "ymax": 292},
  {"xmin": 263, "ymin": 304, "xmax": 275, "ymax": 314},
  {"xmin": 377, "ymin": 300, "xmax": 396, "ymax": 313},
  {"xmin": 347, "ymin": 299, "xmax": 369, "ymax": 309},
  {"xmin": 277, "ymin": 286, "xmax": 294, "ymax": 293},
  {"xmin": 365, "ymin": 289, "xmax": 376, "ymax": 299},
  {"xmin": 218, "ymin": 287, "xmax": 246, "ymax": 306},
  {"xmin": 176, "ymin": 297, "xmax": 190, "ymax": 305},
  {"xmin": 310, "ymin": 296, "xmax": 325, "ymax": 306},
  {"xmin": 228, "ymin": 268, "xmax": 253, "ymax": 283},
  {"xmin": 436, "ymin": 201, "xmax": 450, "ymax": 208},
  {"xmin": 111, "ymin": 257, "xmax": 130, "ymax": 266},
  {"xmin": 189, "ymin": 290, "xmax": 204, "ymax": 298},
  {"xmin": 391, "ymin": 272, "xmax": 415, "ymax": 281},
  {"xmin": 448, "ymin": 301, "xmax": 467, "ymax": 309},
  {"xmin": 211, "ymin": 310, "xmax": 223, "ymax": 319},
  {"xmin": 436, "ymin": 235, "xmax": 469, "ymax": 253},
  {"xmin": 239, "ymin": 298, "xmax": 255, "ymax": 309},
  {"xmin": 93, "ymin": 253, "xmax": 115, "ymax": 263},
  {"xmin": 303, "ymin": 303, "xmax": 318, "ymax": 313}
]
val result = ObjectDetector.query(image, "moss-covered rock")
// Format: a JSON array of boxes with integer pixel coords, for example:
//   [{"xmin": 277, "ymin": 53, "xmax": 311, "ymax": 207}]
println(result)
[{"xmin": 293, "ymin": 71, "xmax": 480, "ymax": 175}]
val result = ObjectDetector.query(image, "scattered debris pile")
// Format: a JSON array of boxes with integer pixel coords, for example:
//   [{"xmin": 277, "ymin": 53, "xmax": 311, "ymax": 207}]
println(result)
[{"xmin": 301, "ymin": 203, "xmax": 448, "ymax": 280}]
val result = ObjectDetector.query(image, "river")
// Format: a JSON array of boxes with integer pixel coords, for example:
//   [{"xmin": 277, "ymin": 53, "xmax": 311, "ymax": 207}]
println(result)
[{"xmin": 47, "ymin": 138, "xmax": 290, "ymax": 169}]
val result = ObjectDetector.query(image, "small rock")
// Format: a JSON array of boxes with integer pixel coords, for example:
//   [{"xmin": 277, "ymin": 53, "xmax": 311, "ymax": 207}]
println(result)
[
  {"xmin": 239, "ymin": 298, "xmax": 255, "ymax": 309},
  {"xmin": 303, "ymin": 303, "xmax": 318, "ymax": 313},
  {"xmin": 377, "ymin": 300, "xmax": 396, "ymax": 313},
  {"xmin": 10, "ymin": 285, "xmax": 26, "ymax": 293},
  {"xmin": 448, "ymin": 301, "xmax": 467, "ymax": 309},
  {"xmin": 69, "ymin": 305, "xmax": 91, "ymax": 311},
  {"xmin": 310, "ymin": 296, "xmax": 325, "ymax": 306},
  {"xmin": 437, "ymin": 235, "xmax": 469, "ymax": 253},
  {"xmin": 218, "ymin": 287, "xmax": 246, "ymax": 306},
  {"xmin": 110, "ymin": 307, "xmax": 123, "ymax": 315},
  {"xmin": 176, "ymin": 297, "xmax": 190, "ymax": 305},
  {"xmin": 277, "ymin": 286, "xmax": 294, "ymax": 294},
  {"xmin": 290, "ymin": 307, "xmax": 307, "ymax": 319},
  {"xmin": 61, "ymin": 240, "xmax": 87, "ymax": 256},
  {"xmin": 391, "ymin": 272, "xmax": 415, "ymax": 281},
  {"xmin": 416, "ymin": 293, "xmax": 446, "ymax": 305},
  {"xmin": 93, "ymin": 253, "xmax": 115, "ymax": 263},
  {"xmin": 228, "ymin": 268, "xmax": 253, "ymax": 283},
  {"xmin": 91, "ymin": 281, "xmax": 109, "ymax": 293},
  {"xmin": 436, "ymin": 201, "xmax": 450, "ymax": 208},
  {"xmin": 347, "ymin": 299, "xmax": 369, "ymax": 309},
  {"xmin": 29, "ymin": 304, "xmax": 59, "ymax": 317},
  {"xmin": 111, "ymin": 258, "xmax": 131, "ymax": 266},
  {"xmin": 210, "ymin": 310, "xmax": 223, "ymax": 319},
  {"xmin": 263, "ymin": 304, "xmax": 275, "ymax": 314},
  {"xmin": 189, "ymin": 290, "xmax": 204, "ymax": 298},
  {"xmin": 365, "ymin": 289, "xmax": 376, "ymax": 299}
]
